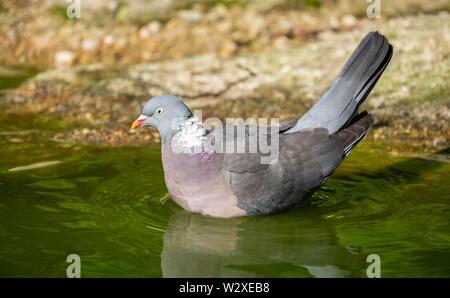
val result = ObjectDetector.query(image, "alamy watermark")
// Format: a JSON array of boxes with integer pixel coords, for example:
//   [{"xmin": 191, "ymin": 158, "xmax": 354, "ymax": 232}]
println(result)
[
  {"xmin": 366, "ymin": 254, "xmax": 381, "ymax": 278},
  {"xmin": 66, "ymin": 254, "xmax": 81, "ymax": 278},
  {"xmin": 367, "ymin": 0, "xmax": 381, "ymax": 19},
  {"xmin": 66, "ymin": 0, "xmax": 81, "ymax": 19},
  {"xmin": 170, "ymin": 110, "xmax": 280, "ymax": 165}
]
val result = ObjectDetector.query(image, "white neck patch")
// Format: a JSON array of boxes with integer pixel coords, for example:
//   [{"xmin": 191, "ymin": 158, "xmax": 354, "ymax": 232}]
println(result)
[{"xmin": 171, "ymin": 117, "xmax": 207, "ymax": 153}]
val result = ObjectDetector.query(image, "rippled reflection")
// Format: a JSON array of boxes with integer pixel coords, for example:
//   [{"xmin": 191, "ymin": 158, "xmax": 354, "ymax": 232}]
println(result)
[
  {"xmin": 0, "ymin": 139, "xmax": 449, "ymax": 277},
  {"xmin": 162, "ymin": 208, "xmax": 362, "ymax": 277}
]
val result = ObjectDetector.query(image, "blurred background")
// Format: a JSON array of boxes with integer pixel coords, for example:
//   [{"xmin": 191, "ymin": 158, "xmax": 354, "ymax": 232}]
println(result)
[
  {"xmin": 1, "ymin": 0, "xmax": 450, "ymax": 278},
  {"xmin": 0, "ymin": 0, "xmax": 448, "ymax": 148}
]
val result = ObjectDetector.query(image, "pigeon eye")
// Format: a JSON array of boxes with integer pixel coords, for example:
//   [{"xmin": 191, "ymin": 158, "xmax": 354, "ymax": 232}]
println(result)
[{"xmin": 156, "ymin": 108, "xmax": 164, "ymax": 116}]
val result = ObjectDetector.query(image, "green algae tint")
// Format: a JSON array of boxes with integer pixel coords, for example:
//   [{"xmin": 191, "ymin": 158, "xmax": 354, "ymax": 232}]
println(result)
[
  {"xmin": 0, "ymin": 66, "xmax": 38, "ymax": 92},
  {"xmin": 0, "ymin": 136, "xmax": 449, "ymax": 277}
]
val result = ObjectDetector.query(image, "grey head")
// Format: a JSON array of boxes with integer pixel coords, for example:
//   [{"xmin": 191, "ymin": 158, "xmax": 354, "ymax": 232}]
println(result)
[{"xmin": 131, "ymin": 95, "xmax": 193, "ymax": 143}]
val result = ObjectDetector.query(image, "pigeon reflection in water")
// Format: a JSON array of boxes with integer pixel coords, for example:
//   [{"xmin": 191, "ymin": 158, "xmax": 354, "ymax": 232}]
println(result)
[{"xmin": 161, "ymin": 209, "xmax": 365, "ymax": 277}]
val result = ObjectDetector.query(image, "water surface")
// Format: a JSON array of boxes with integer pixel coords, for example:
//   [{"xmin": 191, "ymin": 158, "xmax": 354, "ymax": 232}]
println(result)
[{"xmin": 0, "ymin": 137, "xmax": 449, "ymax": 277}]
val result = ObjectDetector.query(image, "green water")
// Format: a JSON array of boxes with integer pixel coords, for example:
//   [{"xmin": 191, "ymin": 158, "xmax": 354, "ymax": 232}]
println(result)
[
  {"xmin": 0, "ymin": 137, "xmax": 449, "ymax": 277},
  {"xmin": 0, "ymin": 66, "xmax": 38, "ymax": 92},
  {"xmin": 0, "ymin": 69, "xmax": 449, "ymax": 277}
]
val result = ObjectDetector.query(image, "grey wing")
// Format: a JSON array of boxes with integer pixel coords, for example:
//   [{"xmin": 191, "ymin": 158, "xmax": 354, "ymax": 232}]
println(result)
[
  {"xmin": 209, "ymin": 119, "xmax": 296, "ymax": 173},
  {"xmin": 214, "ymin": 127, "xmax": 344, "ymax": 215}
]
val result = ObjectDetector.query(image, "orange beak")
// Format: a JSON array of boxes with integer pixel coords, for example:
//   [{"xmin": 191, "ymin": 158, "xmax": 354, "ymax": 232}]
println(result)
[{"xmin": 131, "ymin": 114, "xmax": 149, "ymax": 129}]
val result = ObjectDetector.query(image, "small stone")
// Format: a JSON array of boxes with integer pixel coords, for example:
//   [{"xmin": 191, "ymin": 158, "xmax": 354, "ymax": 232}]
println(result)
[
  {"xmin": 81, "ymin": 39, "xmax": 98, "ymax": 51},
  {"xmin": 54, "ymin": 51, "xmax": 75, "ymax": 67},
  {"xmin": 342, "ymin": 15, "xmax": 356, "ymax": 27},
  {"xmin": 139, "ymin": 21, "xmax": 161, "ymax": 39},
  {"xmin": 177, "ymin": 10, "xmax": 203, "ymax": 23},
  {"xmin": 147, "ymin": 21, "xmax": 161, "ymax": 34},
  {"xmin": 103, "ymin": 35, "xmax": 115, "ymax": 45},
  {"xmin": 432, "ymin": 136, "xmax": 447, "ymax": 147},
  {"xmin": 139, "ymin": 27, "xmax": 151, "ymax": 39}
]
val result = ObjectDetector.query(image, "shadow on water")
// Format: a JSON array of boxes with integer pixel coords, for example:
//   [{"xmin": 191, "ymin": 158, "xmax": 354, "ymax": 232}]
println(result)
[{"xmin": 336, "ymin": 147, "xmax": 449, "ymax": 185}]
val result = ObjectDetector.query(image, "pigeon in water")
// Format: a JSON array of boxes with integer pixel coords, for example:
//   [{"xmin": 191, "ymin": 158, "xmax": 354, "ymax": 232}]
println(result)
[{"xmin": 131, "ymin": 32, "xmax": 393, "ymax": 218}]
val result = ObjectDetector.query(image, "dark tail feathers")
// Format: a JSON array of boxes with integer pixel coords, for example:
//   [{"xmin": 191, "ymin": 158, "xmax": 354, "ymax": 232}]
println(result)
[
  {"xmin": 332, "ymin": 111, "xmax": 374, "ymax": 156},
  {"xmin": 288, "ymin": 32, "xmax": 393, "ymax": 134}
]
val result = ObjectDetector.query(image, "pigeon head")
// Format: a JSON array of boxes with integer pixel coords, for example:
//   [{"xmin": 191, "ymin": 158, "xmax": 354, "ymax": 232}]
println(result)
[{"xmin": 131, "ymin": 95, "xmax": 193, "ymax": 143}]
